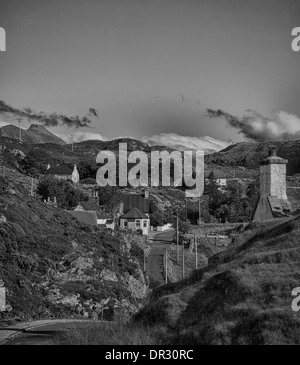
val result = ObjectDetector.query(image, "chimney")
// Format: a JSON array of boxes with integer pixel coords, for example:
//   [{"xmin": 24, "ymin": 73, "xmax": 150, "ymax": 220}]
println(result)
[
  {"xmin": 144, "ymin": 190, "xmax": 149, "ymax": 199},
  {"xmin": 269, "ymin": 145, "xmax": 277, "ymax": 157},
  {"xmin": 119, "ymin": 202, "xmax": 124, "ymax": 215}
]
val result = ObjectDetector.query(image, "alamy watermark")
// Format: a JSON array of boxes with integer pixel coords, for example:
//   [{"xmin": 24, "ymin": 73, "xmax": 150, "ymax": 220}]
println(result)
[
  {"xmin": 0, "ymin": 27, "xmax": 6, "ymax": 52},
  {"xmin": 95, "ymin": 143, "xmax": 204, "ymax": 198},
  {"xmin": 292, "ymin": 27, "xmax": 300, "ymax": 52},
  {"xmin": 292, "ymin": 287, "xmax": 300, "ymax": 312}
]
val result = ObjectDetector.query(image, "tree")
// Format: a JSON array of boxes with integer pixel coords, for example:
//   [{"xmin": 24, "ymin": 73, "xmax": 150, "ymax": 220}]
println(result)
[
  {"xmin": 37, "ymin": 176, "xmax": 88, "ymax": 209},
  {"xmin": 77, "ymin": 161, "xmax": 97, "ymax": 180},
  {"xmin": 19, "ymin": 149, "xmax": 52, "ymax": 177},
  {"xmin": 98, "ymin": 186, "xmax": 123, "ymax": 212}
]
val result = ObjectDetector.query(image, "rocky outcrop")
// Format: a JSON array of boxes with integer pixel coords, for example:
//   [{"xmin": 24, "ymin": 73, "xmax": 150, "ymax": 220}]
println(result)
[{"xmin": 0, "ymin": 176, "xmax": 148, "ymax": 323}]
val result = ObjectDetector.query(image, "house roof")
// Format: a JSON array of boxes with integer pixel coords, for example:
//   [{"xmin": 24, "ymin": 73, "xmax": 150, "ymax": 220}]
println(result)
[
  {"xmin": 69, "ymin": 211, "xmax": 97, "ymax": 226},
  {"xmin": 123, "ymin": 195, "xmax": 149, "ymax": 213},
  {"xmin": 120, "ymin": 207, "xmax": 148, "ymax": 220},
  {"xmin": 204, "ymin": 170, "xmax": 226, "ymax": 179},
  {"xmin": 46, "ymin": 165, "xmax": 73, "ymax": 176},
  {"xmin": 78, "ymin": 201, "xmax": 100, "ymax": 212}
]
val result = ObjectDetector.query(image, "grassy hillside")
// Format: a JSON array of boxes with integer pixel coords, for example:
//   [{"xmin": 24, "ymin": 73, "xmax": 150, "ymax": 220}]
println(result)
[
  {"xmin": 134, "ymin": 216, "xmax": 300, "ymax": 345},
  {"xmin": 0, "ymin": 175, "xmax": 148, "ymax": 324},
  {"xmin": 205, "ymin": 140, "xmax": 300, "ymax": 176}
]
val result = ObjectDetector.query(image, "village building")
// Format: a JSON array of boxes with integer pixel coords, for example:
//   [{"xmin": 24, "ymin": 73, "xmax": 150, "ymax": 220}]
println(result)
[
  {"xmin": 69, "ymin": 210, "xmax": 98, "ymax": 226},
  {"xmin": 205, "ymin": 170, "xmax": 227, "ymax": 187},
  {"xmin": 73, "ymin": 200, "xmax": 114, "ymax": 229},
  {"xmin": 46, "ymin": 164, "xmax": 80, "ymax": 183},
  {"xmin": 119, "ymin": 191, "xmax": 150, "ymax": 235}
]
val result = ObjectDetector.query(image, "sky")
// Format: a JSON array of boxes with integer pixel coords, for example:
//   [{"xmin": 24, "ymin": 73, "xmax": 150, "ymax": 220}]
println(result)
[{"xmin": 0, "ymin": 0, "xmax": 299, "ymax": 147}]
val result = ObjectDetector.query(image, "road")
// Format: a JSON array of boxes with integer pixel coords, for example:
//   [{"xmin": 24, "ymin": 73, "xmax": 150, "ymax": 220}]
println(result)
[
  {"xmin": 0, "ymin": 319, "xmax": 98, "ymax": 345},
  {"xmin": 146, "ymin": 229, "xmax": 174, "ymax": 285}
]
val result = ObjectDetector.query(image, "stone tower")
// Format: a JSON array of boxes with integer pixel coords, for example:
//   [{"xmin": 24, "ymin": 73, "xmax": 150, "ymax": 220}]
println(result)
[
  {"xmin": 253, "ymin": 146, "xmax": 292, "ymax": 221},
  {"xmin": 259, "ymin": 146, "xmax": 288, "ymax": 200}
]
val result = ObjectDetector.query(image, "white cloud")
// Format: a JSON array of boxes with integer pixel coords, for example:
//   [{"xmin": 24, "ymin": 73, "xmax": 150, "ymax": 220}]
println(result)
[
  {"xmin": 140, "ymin": 133, "xmax": 230, "ymax": 152},
  {"xmin": 59, "ymin": 131, "xmax": 110, "ymax": 143}
]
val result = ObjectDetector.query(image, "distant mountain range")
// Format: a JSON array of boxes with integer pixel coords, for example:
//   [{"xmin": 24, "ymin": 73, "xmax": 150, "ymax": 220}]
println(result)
[{"xmin": 0, "ymin": 124, "xmax": 66, "ymax": 145}]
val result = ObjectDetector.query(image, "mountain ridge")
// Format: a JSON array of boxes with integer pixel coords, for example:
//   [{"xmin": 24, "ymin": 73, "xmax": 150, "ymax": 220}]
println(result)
[{"xmin": 0, "ymin": 124, "xmax": 66, "ymax": 145}]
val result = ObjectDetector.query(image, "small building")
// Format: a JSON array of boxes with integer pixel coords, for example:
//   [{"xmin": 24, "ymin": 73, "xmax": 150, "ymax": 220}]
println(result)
[
  {"xmin": 119, "ymin": 191, "xmax": 150, "ymax": 235},
  {"xmin": 69, "ymin": 210, "xmax": 98, "ymax": 226},
  {"xmin": 74, "ymin": 201, "xmax": 115, "ymax": 229},
  {"xmin": 46, "ymin": 164, "xmax": 80, "ymax": 182},
  {"xmin": 205, "ymin": 170, "xmax": 227, "ymax": 187},
  {"xmin": 119, "ymin": 207, "xmax": 150, "ymax": 235},
  {"xmin": 96, "ymin": 210, "xmax": 115, "ymax": 230},
  {"xmin": 74, "ymin": 201, "xmax": 100, "ymax": 212}
]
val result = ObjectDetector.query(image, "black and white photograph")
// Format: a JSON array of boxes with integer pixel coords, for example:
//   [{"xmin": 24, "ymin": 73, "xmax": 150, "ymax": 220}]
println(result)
[{"xmin": 0, "ymin": 0, "xmax": 300, "ymax": 349}]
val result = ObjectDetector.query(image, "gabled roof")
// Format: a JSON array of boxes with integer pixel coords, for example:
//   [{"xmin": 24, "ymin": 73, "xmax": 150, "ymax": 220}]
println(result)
[
  {"xmin": 46, "ymin": 165, "xmax": 73, "ymax": 175},
  {"xmin": 120, "ymin": 207, "xmax": 148, "ymax": 220},
  {"xmin": 123, "ymin": 195, "xmax": 149, "ymax": 213},
  {"xmin": 204, "ymin": 170, "xmax": 226, "ymax": 179},
  {"xmin": 78, "ymin": 201, "xmax": 100, "ymax": 212},
  {"xmin": 69, "ymin": 210, "xmax": 97, "ymax": 226}
]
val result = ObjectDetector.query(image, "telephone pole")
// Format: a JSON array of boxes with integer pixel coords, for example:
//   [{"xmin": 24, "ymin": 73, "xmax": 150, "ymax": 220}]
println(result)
[
  {"xmin": 198, "ymin": 196, "xmax": 201, "ymax": 225},
  {"xmin": 18, "ymin": 119, "xmax": 22, "ymax": 141},
  {"xmin": 176, "ymin": 214, "xmax": 179, "ymax": 264},
  {"xmin": 182, "ymin": 199, "xmax": 187, "ymax": 280},
  {"xmin": 165, "ymin": 249, "xmax": 168, "ymax": 284},
  {"xmin": 30, "ymin": 178, "xmax": 34, "ymax": 197},
  {"xmin": 194, "ymin": 230, "xmax": 198, "ymax": 269}
]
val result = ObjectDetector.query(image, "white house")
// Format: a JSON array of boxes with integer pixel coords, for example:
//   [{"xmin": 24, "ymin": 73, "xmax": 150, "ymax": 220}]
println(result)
[
  {"xmin": 205, "ymin": 170, "xmax": 227, "ymax": 187},
  {"xmin": 119, "ymin": 207, "xmax": 150, "ymax": 235}
]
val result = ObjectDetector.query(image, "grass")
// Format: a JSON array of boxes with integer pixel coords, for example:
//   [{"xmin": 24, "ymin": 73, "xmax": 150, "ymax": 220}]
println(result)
[
  {"xmin": 54, "ymin": 321, "xmax": 166, "ymax": 345},
  {"xmin": 133, "ymin": 215, "xmax": 300, "ymax": 345}
]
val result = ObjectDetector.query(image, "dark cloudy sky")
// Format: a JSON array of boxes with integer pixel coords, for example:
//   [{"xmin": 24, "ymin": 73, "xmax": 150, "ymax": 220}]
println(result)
[{"xmin": 0, "ymin": 0, "xmax": 299, "ymax": 145}]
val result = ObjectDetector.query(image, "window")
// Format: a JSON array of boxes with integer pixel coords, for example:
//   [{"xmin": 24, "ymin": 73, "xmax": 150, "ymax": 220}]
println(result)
[
  {"xmin": 143, "ymin": 220, "xmax": 147, "ymax": 228},
  {"xmin": 135, "ymin": 220, "xmax": 141, "ymax": 228},
  {"xmin": 123, "ymin": 221, "xmax": 128, "ymax": 228}
]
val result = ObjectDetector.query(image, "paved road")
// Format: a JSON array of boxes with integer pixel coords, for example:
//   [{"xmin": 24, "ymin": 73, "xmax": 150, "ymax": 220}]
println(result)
[
  {"xmin": 0, "ymin": 319, "xmax": 97, "ymax": 345},
  {"xmin": 146, "ymin": 230, "xmax": 174, "ymax": 285}
]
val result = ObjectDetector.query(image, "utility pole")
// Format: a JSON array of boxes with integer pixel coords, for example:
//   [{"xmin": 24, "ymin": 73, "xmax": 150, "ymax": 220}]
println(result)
[
  {"xmin": 165, "ymin": 249, "xmax": 168, "ymax": 284},
  {"xmin": 198, "ymin": 196, "xmax": 201, "ymax": 225},
  {"xmin": 182, "ymin": 199, "xmax": 187, "ymax": 280},
  {"xmin": 30, "ymin": 178, "xmax": 34, "ymax": 196},
  {"xmin": 70, "ymin": 135, "xmax": 74, "ymax": 152},
  {"xmin": 194, "ymin": 230, "xmax": 198, "ymax": 269},
  {"xmin": 176, "ymin": 214, "xmax": 179, "ymax": 264}
]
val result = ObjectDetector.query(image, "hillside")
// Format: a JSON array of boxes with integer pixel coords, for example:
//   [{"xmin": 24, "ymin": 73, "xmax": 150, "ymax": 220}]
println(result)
[
  {"xmin": 205, "ymin": 139, "xmax": 300, "ymax": 176},
  {"xmin": 0, "ymin": 175, "xmax": 148, "ymax": 324},
  {"xmin": 134, "ymin": 216, "xmax": 300, "ymax": 345},
  {"xmin": 0, "ymin": 124, "xmax": 66, "ymax": 145}
]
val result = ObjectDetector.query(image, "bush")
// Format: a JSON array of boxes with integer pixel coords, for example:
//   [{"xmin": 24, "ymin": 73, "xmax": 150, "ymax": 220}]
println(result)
[{"xmin": 37, "ymin": 176, "xmax": 89, "ymax": 209}]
